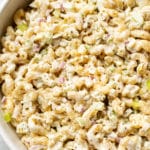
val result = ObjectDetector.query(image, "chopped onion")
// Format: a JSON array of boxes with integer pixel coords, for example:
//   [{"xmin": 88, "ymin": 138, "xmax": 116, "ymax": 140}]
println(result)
[
  {"xmin": 59, "ymin": 62, "xmax": 66, "ymax": 69},
  {"xmin": 1, "ymin": 96, "xmax": 6, "ymax": 103},
  {"xmin": 33, "ymin": 44, "xmax": 41, "ymax": 53},
  {"xmin": 58, "ymin": 77, "xmax": 65, "ymax": 84}
]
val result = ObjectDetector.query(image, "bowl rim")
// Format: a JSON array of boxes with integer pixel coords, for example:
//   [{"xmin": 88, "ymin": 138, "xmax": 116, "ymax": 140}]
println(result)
[{"xmin": 0, "ymin": 1, "xmax": 30, "ymax": 149}]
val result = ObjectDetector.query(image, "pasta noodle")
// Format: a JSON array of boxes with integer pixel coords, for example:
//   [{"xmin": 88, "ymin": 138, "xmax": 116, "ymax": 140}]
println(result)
[{"xmin": 0, "ymin": 0, "xmax": 150, "ymax": 149}]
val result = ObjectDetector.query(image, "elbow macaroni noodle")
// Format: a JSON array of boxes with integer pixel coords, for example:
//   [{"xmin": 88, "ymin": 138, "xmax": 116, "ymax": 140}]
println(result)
[{"xmin": 0, "ymin": 0, "xmax": 150, "ymax": 149}]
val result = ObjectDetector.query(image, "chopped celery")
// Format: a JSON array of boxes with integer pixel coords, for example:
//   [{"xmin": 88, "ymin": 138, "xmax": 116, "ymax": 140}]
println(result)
[
  {"xmin": 107, "ymin": 36, "xmax": 113, "ymax": 43},
  {"xmin": 32, "ymin": 57, "xmax": 40, "ymax": 63},
  {"xmin": 53, "ymin": 10, "xmax": 60, "ymax": 18},
  {"xmin": 44, "ymin": 33, "xmax": 53, "ymax": 45},
  {"xmin": 76, "ymin": 117, "xmax": 86, "ymax": 127},
  {"xmin": 4, "ymin": 113, "xmax": 11, "ymax": 123},
  {"xmin": 17, "ymin": 23, "xmax": 28, "ymax": 32},
  {"xmin": 41, "ymin": 49, "xmax": 48, "ymax": 56},
  {"xmin": 112, "ymin": 110, "xmax": 116, "ymax": 115},
  {"xmin": 109, "ymin": 66, "xmax": 115, "ymax": 72},
  {"xmin": 131, "ymin": 12, "xmax": 144, "ymax": 27},
  {"xmin": 85, "ymin": 45, "xmax": 90, "ymax": 50},
  {"xmin": 146, "ymin": 79, "xmax": 150, "ymax": 90},
  {"xmin": 131, "ymin": 99, "xmax": 140, "ymax": 110}
]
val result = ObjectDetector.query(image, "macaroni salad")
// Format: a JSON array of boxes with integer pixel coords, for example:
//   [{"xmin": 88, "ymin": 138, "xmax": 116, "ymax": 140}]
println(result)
[{"xmin": 0, "ymin": 0, "xmax": 150, "ymax": 149}]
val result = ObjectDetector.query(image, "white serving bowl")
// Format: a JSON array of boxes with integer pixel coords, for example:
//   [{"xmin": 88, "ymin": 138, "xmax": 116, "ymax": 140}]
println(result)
[{"xmin": 0, "ymin": 0, "xmax": 31, "ymax": 149}]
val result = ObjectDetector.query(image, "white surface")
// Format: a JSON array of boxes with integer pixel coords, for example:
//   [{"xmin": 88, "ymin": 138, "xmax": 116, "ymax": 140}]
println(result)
[
  {"xmin": 0, "ymin": 136, "xmax": 9, "ymax": 150},
  {"xmin": 0, "ymin": 1, "xmax": 9, "ymax": 149},
  {"xmin": 0, "ymin": 1, "xmax": 9, "ymax": 148}
]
